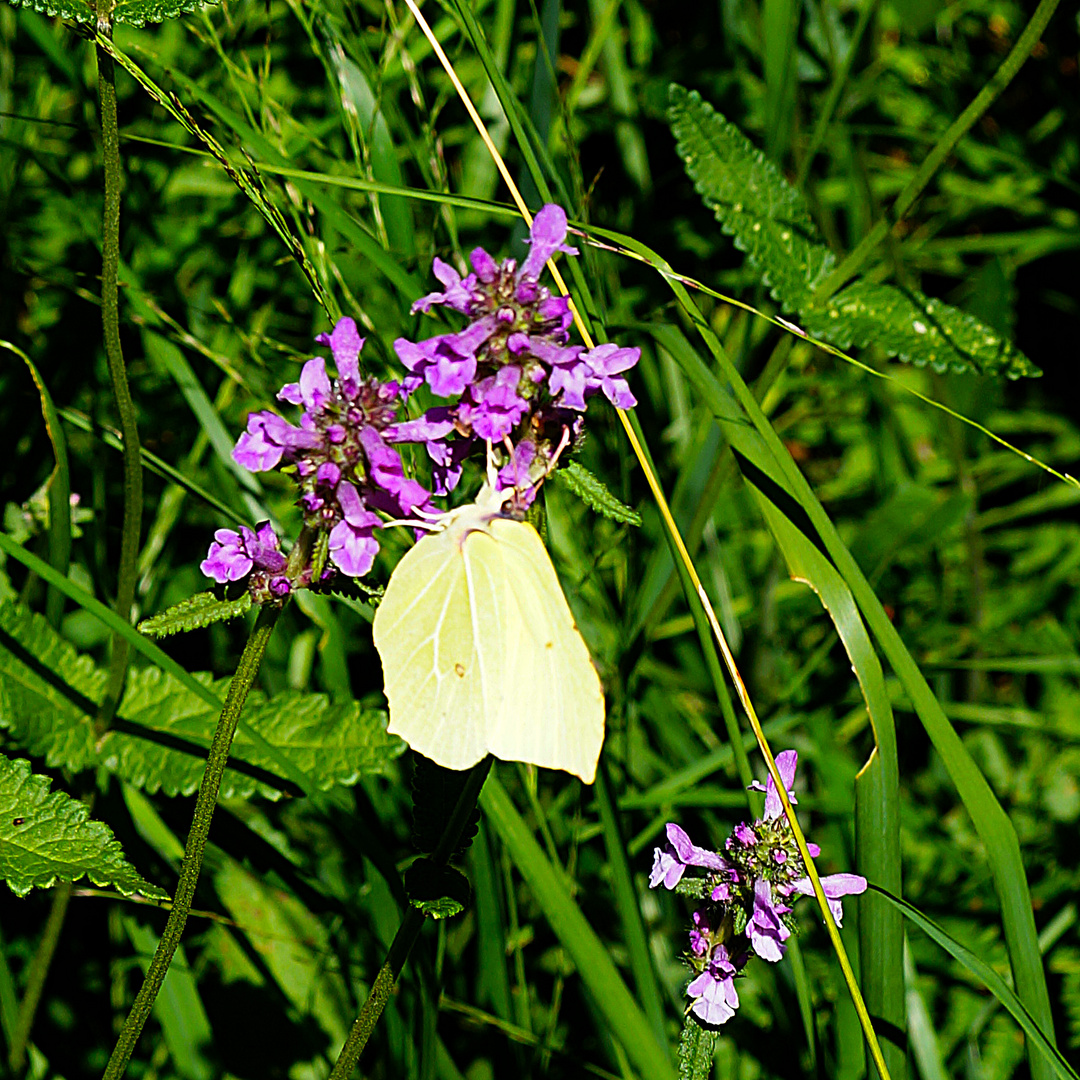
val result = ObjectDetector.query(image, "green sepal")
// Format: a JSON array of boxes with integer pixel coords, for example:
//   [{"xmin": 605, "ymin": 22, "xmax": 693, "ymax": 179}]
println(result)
[
  {"xmin": 555, "ymin": 461, "xmax": 642, "ymax": 526},
  {"xmin": 405, "ymin": 857, "xmax": 470, "ymax": 920},
  {"xmin": 138, "ymin": 590, "xmax": 252, "ymax": 639},
  {"xmin": 0, "ymin": 755, "xmax": 167, "ymax": 899},
  {"xmin": 673, "ymin": 877, "xmax": 712, "ymax": 900},
  {"xmin": 677, "ymin": 1013, "xmax": 718, "ymax": 1080}
]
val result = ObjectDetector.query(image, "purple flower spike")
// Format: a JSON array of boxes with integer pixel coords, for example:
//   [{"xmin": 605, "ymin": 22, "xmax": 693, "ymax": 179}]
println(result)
[
  {"xmin": 787, "ymin": 873, "xmax": 867, "ymax": 927},
  {"xmin": 746, "ymin": 879, "xmax": 792, "ymax": 962},
  {"xmin": 315, "ymin": 317, "xmax": 365, "ymax": 395},
  {"xmin": 686, "ymin": 945, "xmax": 741, "ymax": 1026},
  {"xmin": 328, "ymin": 482, "xmax": 381, "ymax": 577},
  {"xmin": 750, "ymin": 749, "xmax": 801, "ymax": 820},
  {"xmin": 648, "ymin": 823, "xmax": 726, "ymax": 890},
  {"xmin": 520, "ymin": 204, "xmax": 578, "ymax": 282},
  {"xmin": 412, "ymin": 257, "xmax": 477, "ymax": 315}
]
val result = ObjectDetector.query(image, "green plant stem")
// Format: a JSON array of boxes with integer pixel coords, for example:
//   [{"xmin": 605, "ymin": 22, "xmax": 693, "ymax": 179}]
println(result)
[
  {"xmin": 328, "ymin": 756, "xmax": 493, "ymax": 1080},
  {"xmin": 813, "ymin": 0, "xmax": 1061, "ymax": 302},
  {"xmin": 95, "ymin": 21, "xmax": 143, "ymax": 729},
  {"xmin": 8, "ymin": 881, "xmax": 73, "ymax": 1075},
  {"xmin": 100, "ymin": 604, "xmax": 280, "ymax": 1080}
]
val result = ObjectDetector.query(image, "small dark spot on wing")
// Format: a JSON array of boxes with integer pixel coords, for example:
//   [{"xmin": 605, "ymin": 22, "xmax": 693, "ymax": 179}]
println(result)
[{"xmin": 454, "ymin": 663, "xmax": 466, "ymax": 677}]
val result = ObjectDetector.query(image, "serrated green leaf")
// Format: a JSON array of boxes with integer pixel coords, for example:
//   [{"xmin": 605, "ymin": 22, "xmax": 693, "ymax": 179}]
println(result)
[
  {"xmin": 138, "ymin": 591, "xmax": 252, "ymax": 639},
  {"xmin": 802, "ymin": 278, "xmax": 1041, "ymax": 379},
  {"xmin": 678, "ymin": 1015, "xmax": 718, "ymax": 1080},
  {"xmin": 555, "ymin": 461, "xmax": 642, "ymax": 526},
  {"xmin": 1, "ymin": 0, "xmax": 215, "ymax": 25},
  {"xmin": 112, "ymin": 0, "xmax": 216, "ymax": 27},
  {"xmin": 0, "ymin": 601, "xmax": 403, "ymax": 800},
  {"xmin": 667, "ymin": 83, "xmax": 835, "ymax": 312},
  {"xmin": 405, "ymin": 858, "xmax": 470, "ymax": 920},
  {"xmin": 667, "ymin": 83, "xmax": 1039, "ymax": 380},
  {"xmin": 0, "ymin": 755, "xmax": 166, "ymax": 899}
]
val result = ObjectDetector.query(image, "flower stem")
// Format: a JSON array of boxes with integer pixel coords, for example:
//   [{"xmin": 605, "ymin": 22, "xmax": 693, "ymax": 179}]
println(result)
[
  {"xmin": 328, "ymin": 756, "xmax": 493, "ymax": 1080},
  {"xmin": 100, "ymin": 604, "xmax": 281, "ymax": 1080},
  {"xmin": 95, "ymin": 18, "xmax": 143, "ymax": 729}
]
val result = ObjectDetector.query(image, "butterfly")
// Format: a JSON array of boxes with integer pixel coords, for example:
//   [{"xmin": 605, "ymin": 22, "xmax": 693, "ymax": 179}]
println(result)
[{"xmin": 372, "ymin": 483, "xmax": 605, "ymax": 783}]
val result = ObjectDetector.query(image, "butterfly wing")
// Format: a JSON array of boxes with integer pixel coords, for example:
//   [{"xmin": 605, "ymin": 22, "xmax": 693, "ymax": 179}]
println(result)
[
  {"xmin": 373, "ymin": 521, "xmax": 512, "ymax": 771},
  {"xmin": 483, "ymin": 518, "xmax": 605, "ymax": 784}
]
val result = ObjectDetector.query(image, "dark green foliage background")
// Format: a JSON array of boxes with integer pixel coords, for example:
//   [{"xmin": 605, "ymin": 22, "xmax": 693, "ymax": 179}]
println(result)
[{"xmin": 1, "ymin": 1, "xmax": 1079, "ymax": 1078}]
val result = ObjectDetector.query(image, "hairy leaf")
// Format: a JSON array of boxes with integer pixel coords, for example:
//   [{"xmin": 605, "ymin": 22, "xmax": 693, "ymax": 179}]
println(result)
[
  {"xmin": 138, "ymin": 591, "xmax": 252, "ymax": 638},
  {"xmin": 678, "ymin": 1016, "xmax": 718, "ymax": 1080},
  {"xmin": 556, "ymin": 461, "xmax": 642, "ymax": 526},
  {"xmin": 0, "ymin": 601, "xmax": 402, "ymax": 799},
  {"xmin": 668, "ymin": 83, "xmax": 835, "ymax": 312},
  {"xmin": 802, "ymin": 278, "xmax": 1041, "ymax": 379},
  {"xmin": 1, "ymin": 0, "xmax": 216, "ymax": 25},
  {"xmin": 667, "ymin": 83, "xmax": 1039, "ymax": 379},
  {"xmin": 0, "ymin": 756, "xmax": 166, "ymax": 898}
]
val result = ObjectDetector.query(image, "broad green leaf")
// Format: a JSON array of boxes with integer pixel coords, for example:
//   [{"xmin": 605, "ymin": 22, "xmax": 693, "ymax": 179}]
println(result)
[
  {"xmin": 667, "ymin": 84, "xmax": 835, "ymax": 312},
  {"xmin": 0, "ymin": 601, "xmax": 402, "ymax": 799},
  {"xmin": 138, "ymin": 591, "xmax": 252, "ymax": 639},
  {"xmin": 0, "ymin": 755, "xmax": 165, "ymax": 899},
  {"xmin": 556, "ymin": 461, "xmax": 642, "ymax": 526},
  {"xmin": 480, "ymin": 775, "xmax": 676, "ymax": 1080},
  {"xmin": 802, "ymin": 278, "xmax": 1041, "ymax": 379}
]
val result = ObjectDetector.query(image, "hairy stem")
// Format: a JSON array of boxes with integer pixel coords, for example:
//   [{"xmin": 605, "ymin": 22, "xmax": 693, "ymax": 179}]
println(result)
[
  {"xmin": 95, "ymin": 21, "xmax": 143, "ymax": 729},
  {"xmin": 8, "ymin": 882, "xmax": 73, "ymax": 1074},
  {"xmin": 328, "ymin": 756, "xmax": 493, "ymax": 1080},
  {"xmin": 813, "ymin": 0, "xmax": 1062, "ymax": 302},
  {"xmin": 100, "ymin": 605, "xmax": 281, "ymax": 1080}
]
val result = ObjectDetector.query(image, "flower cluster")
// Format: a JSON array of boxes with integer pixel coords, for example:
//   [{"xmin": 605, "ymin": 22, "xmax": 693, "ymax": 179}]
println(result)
[
  {"xmin": 201, "ymin": 204, "xmax": 640, "ymax": 599},
  {"xmin": 389, "ymin": 204, "xmax": 639, "ymax": 503},
  {"xmin": 649, "ymin": 751, "xmax": 866, "ymax": 1027}
]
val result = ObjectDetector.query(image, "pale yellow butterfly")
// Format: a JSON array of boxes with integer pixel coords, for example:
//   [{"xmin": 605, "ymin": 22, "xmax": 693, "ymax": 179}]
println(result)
[{"xmin": 372, "ymin": 483, "xmax": 605, "ymax": 783}]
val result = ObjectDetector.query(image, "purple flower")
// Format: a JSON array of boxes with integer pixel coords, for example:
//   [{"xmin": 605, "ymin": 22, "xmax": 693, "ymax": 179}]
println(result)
[
  {"xmin": 359, "ymin": 428, "xmax": 432, "ymax": 517},
  {"xmin": 200, "ymin": 522, "xmax": 287, "ymax": 583},
  {"xmin": 278, "ymin": 356, "xmax": 331, "ymax": 412},
  {"xmin": 520, "ymin": 204, "xmax": 578, "ymax": 282},
  {"xmin": 233, "ymin": 411, "xmax": 319, "ymax": 472},
  {"xmin": 784, "ymin": 873, "xmax": 867, "ymax": 928},
  {"xmin": 746, "ymin": 878, "xmax": 792, "ymax": 962},
  {"xmin": 686, "ymin": 945, "xmax": 741, "ymax": 1026},
  {"xmin": 315, "ymin": 317, "xmax": 364, "ymax": 396},
  {"xmin": 411, "ymin": 257, "xmax": 477, "ymax": 315},
  {"xmin": 649, "ymin": 823, "xmax": 727, "ymax": 890},
  {"xmin": 582, "ymin": 343, "xmax": 639, "ymax": 409},
  {"xmin": 395, "ymin": 318, "xmax": 494, "ymax": 398},
  {"xmin": 750, "ymin": 748, "xmax": 801, "ymax": 820},
  {"xmin": 458, "ymin": 365, "xmax": 530, "ymax": 441},
  {"xmin": 328, "ymin": 482, "xmax": 381, "ymax": 577}
]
